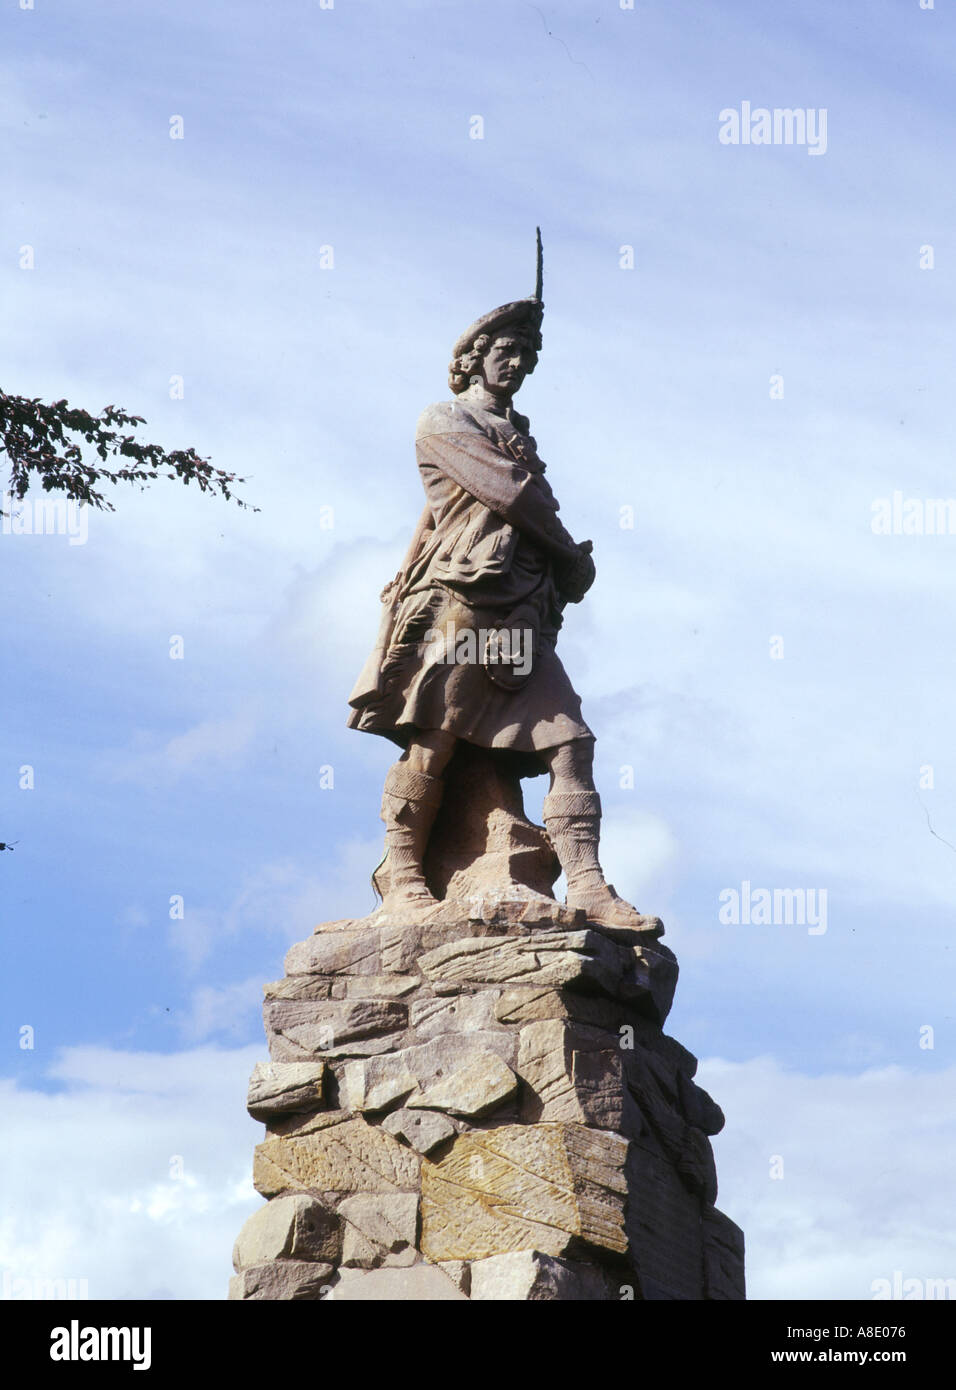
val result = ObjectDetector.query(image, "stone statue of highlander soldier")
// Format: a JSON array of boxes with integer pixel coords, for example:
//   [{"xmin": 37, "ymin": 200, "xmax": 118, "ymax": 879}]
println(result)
[
  {"xmin": 228, "ymin": 234, "xmax": 742, "ymax": 1306},
  {"xmin": 348, "ymin": 232, "xmax": 644, "ymax": 929}
]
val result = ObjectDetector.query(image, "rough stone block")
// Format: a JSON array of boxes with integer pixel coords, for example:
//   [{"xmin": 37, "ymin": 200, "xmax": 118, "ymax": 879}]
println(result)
[
  {"xmin": 702, "ymin": 1206, "xmax": 746, "ymax": 1300},
  {"xmin": 409, "ymin": 991, "xmax": 503, "ymax": 1039},
  {"xmin": 419, "ymin": 930, "xmax": 625, "ymax": 996},
  {"xmin": 247, "ymin": 1061, "xmax": 326, "ymax": 1120},
  {"xmin": 339, "ymin": 1193, "xmax": 419, "ymax": 1269},
  {"xmin": 232, "ymin": 1193, "xmax": 340, "ymax": 1269},
  {"xmin": 342, "ymin": 1032, "xmax": 517, "ymax": 1117},
  {"xmin": 623, "ymin": 1049, "xmax": 717, "ymax": 1200},
  {"xmin": 496, "ymin": 987, "xmax": 629, "ymax": 1030},
  {"xmin": 346, "ymin": 974, "xmax": 420, "ymax": 999},
  {"xmin": 516, "ymin": 1019, "xmax": 623, "ymax": 1128},
  {"xmin": 421, "ymin": 1123, "xmax": 629, "ymax": 1262},
  {"xmin": 264, "ymin": 976, "xmax": 338, "ymax": 1002},
  {"xmin": 469, "ymin": 1250, "xmax": 611, "ymax": 1301},
  {"xmin": 417, "ymin": 930, "xmax": 676, "ymax": 1017},
  {"xmin": 264, "ymin": 1107, "xmax": 353, "ymax": 1139},
  {"xmin": 627, "ymin": 940, "xmax": 679, "ymax": 1024},
  {"xmin": 265, "ymin": 998, "xmax": 406, "ymax": 1061},
  {"xmin": 285, "ymin": 927, "xmax": 383, "ymax": 978},
  {"xmin": 435, "ymin": 1260, "xmax": 471, "ymax": 1295},
  {"xmin": 678, "ymin": 1125, "xmax": 718, "ymax": 1205},
  {"xmin": 380, "ymin": 923, "xmax": 429, "ymax": 974},
  {"xmin": 625, "ymin": 1139, "xmax": 704, "ymax": 1299},
  {"xmin": 254, "ymin": 1117, "xmax": 420, "ymax": 1198},
  {"xmin": 382, "ymin": 1108, "xmax": 457, "ymax": 1155},
  {"xmin": 329, "ymin": 1264, "xmax": 467, "ymax": 1301},
  {"xmin": 342, "ymin": 1054, "xmax": 418, "ymax": 1113},
  {"xmin": 407, "ymin": 1051, "xmax": 518, "ymax": 1118},
  {"xmin": 678, "ymin": 1070, "xmax": 725, "ymax": 1136},
  {"xmin": 228, "ymin": 1260, "xmax": 335, "ymax": 1300}
]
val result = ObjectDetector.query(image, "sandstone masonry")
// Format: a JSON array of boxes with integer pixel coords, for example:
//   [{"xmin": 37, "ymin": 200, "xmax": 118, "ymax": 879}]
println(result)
[{"xmin": 229, "ymin": 902, "xmax": 745, "ymax": 1301}]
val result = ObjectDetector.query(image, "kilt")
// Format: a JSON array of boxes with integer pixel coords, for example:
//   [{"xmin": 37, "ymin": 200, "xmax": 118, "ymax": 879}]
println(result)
[{"xmin": 347, "ymin": 587, "xmax": 592, "ymax": 776}]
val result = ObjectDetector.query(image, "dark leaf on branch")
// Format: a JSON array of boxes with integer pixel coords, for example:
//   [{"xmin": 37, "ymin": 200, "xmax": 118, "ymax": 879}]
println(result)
[{"xmin": 0, "ymin": 389, "xmax": 259, "ymax": 514}]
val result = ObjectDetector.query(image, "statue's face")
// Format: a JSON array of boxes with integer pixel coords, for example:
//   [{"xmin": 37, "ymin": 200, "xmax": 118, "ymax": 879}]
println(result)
[{"xmin": 481, "ymin": 334, "xmax": 536, "ymax": 398}]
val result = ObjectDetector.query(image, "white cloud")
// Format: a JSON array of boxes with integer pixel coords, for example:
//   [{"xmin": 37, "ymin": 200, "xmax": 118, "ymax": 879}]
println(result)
[
  {"xmin": 0, "ymin": 1046, "xmax": 264, "ymax": 1301},
  {"xmin": 2, "ymin": 1046, "xmax": 953, "ymax": 1301},
  {"xmin": 698, "ymin": 1056, "xmax": 956, "ymax": 1301},
  {"xmin": 178, "ymin": 978, "xmax": 265, "ymax": 1044},
  {"xmin": 111, "ymin": 711, "xmax": 257, "ymax": 786}
]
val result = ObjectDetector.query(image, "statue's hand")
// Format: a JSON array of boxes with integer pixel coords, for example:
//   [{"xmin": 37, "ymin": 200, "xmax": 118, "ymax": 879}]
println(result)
[{"xmin": 558, "ymin": 540, "xmax": 595, "ymax": 603}]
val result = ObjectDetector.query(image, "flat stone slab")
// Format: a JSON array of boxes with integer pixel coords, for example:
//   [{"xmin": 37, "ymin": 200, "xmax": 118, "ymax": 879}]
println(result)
[
  {"xmin": 418, "ymin": 930, "xmax": 631, "ymax": 998},
  {"xmin": 382, "ymin": 1108, "xmax": 457, "ymax": 1156},
  {"xmin": 285, "ymin": 927, "xmax": 385, "ymax": 978},
  {"xmin": 364, "ymin": 899, "xmax": 587, "ymax": 931},
  {"xmin": 264, "ymin": 976, "xmax": 340, "ymax": 1002},
  {"xmin": 342, "ymin": 1033, "xmax": 517, "ymax": 1117},
  {"xmin": 469, "ymin": 1250, "xmax": 612, "ymax": 1301},
  {"xmin": 421, "ymin": 1123, "xmax": 629, "ymax": 1262},
  {"xmin": 265, "ymin": 998, "xmax": 407, "ymax": 1061},
  {"xmin": 328, "ymin": 1264, "xmax": 467, "ymax": 1301},
  {"xmin": 406, "ymin": 1050, "xmax": 518, "ymax": 1118},
  {"xmin": 254, "ymin": 1118, "xmax": 420, "ymax": 1198},
  {"xmin": 228, "ymin": 1260, "xmax": 335, "ymax": 1301},
  {"xmin": 247, "ymin": 1062, "xmax": 326, "ymax": 1120},
  {"xmin": 409, "ymin": 991, "xmax": 505, "ymax": 1039}
]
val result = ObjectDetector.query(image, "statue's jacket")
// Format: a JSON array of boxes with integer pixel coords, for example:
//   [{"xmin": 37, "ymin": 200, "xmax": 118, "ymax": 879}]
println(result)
[{"xmin": 347, "ymin": 398, "xmax": 593, "ymax": 766}]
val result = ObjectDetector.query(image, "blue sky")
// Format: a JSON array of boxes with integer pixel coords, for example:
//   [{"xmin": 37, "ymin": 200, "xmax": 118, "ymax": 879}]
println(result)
[{"xmin": 2, "ymin": 0, "xmax": 955, "ymax": 1300}]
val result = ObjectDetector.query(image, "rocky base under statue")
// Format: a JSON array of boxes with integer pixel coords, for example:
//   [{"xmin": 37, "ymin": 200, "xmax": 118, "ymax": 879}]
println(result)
[{"xmin": 228, "ymin": 753, "xmax": 745, "ymax": 1301}]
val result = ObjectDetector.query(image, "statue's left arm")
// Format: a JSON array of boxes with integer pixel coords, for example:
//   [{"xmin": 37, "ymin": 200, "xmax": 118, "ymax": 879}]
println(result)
[{"xmin": 417, "ymin": 421, "xmax": 587, "ymax": 571}]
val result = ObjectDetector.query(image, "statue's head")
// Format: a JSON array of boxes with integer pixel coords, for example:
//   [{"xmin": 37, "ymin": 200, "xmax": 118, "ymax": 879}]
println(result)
[
  {"xmin": 448, "ymin": 300, "xmax": 543, "ymax": 397},
  {"xmin": 448, "ymin": 230, "xmax": 545, "ymax": 400}
]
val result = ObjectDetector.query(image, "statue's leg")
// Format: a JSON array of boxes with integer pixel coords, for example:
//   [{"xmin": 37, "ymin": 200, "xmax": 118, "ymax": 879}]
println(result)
[
  {"xmin": 542, "ymin": 738, "xmax": 646, "ymax": 928},
  {"xmin": 374, "ymin": 730, "xmax": 457, "ymax": 910}
]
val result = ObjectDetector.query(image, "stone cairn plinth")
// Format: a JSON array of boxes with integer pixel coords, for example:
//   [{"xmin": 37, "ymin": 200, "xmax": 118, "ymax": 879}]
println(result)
[{"xmin": 229, "ymin": 754, "xmax": 745, "ymax": 1301}]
